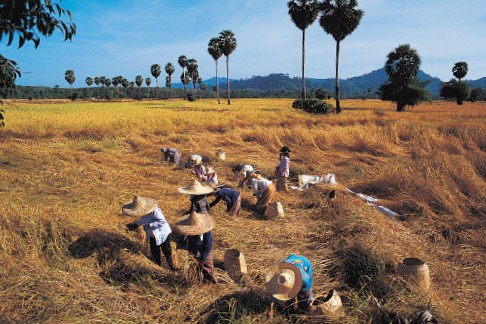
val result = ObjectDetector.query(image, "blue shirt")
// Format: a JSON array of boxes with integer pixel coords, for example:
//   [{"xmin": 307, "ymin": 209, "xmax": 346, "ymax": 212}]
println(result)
[
  {"xmin": 186, "ymin": 231, "xmax": 212, "ymax": 262},
  {"xmin": 211, "ymin": 188, "xmax": 240, "ymax": 211},
  {"xmin": 283, "ymin": 254, "xmax": 313, "ymax": 301}
]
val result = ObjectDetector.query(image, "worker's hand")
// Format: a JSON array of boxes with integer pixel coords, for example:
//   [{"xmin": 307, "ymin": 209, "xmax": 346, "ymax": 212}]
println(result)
[
  {"xmin": 268, "ymin": 302, "xmax": 274, "ymax": 319},
  {"xmin": 126, "ymin": 223, "xmax": 138, "ymax": 231}
]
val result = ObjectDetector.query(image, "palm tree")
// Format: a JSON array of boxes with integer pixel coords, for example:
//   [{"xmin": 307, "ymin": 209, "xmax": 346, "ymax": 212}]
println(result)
[
  {"xmin": 64, "ymin": 70, "xmax": 75, "ymax": 93},
  {"xmin": 208, "ymin": 37, "xmax": 223, "ymax": 104},
  {"xmin": 218, "ymin": 30, "xmax": 237, "ymax": 105},
  {"xmin": 186, "ymin": 59, "xmax": 198, "ymax": 97},
  {"xmin": 319, "ymin": 0, "xmax": 364, "ymax": 113},
  {"xmin": 178, "ymin": 55, "xmax": 188, "ymax": 98},
  {"xmin": 180, "ymin": 72, "xmax": 190, "ymax": 98},
  {"xmin": 85, "ymin": 77, "xmax": 93, "ymax": 97},
  {"xmin": 111, "ymin": 75, "xmax": 123, "ymax": 98},
  {"xmin": 151, "ymin": 64, "xmax": 161, "ymax": 97},
  {"xmin": 145, "ymin": 77, "xmax": 151, "ymax": 98},
  {"xmin": 121, "ymin": 78, "xmax": 129, "ymax": 98},
  {"xmin": 288, "ymin": 0, "xmax": 319, "ymax": 101},
  {"xmin": 165, "ymin": 62, "xmax": 175, "ymax": 98},
  {"xmin": 452, "ymin": 61, "xmax": 468, "ymax": 81},
  {"xmin": 135, "ymin": 75, "xmax": 143, "ymax": 99}
]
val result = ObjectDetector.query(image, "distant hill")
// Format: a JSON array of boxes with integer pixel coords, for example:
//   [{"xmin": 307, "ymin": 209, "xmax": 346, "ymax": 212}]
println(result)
[{"xmin": 175, "ymin": 68, "xmax": 475, "ymax": 98}]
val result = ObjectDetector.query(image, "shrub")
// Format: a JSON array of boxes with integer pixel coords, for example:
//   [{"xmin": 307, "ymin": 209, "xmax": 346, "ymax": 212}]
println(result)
[
  {"xmin": 186, "ymin": 92, "xmax": 196, "ymax": 101},
  {"xmin": 292, "ymin": 99, "xmax": 303, "ymax": 109},
  {"xmin": 292, "ymin": 98, "xmax": 334, "ymax": 114}
]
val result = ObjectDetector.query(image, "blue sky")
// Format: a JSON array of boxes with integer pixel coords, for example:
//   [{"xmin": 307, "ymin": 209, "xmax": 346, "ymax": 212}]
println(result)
[{"xmin": 2, "ymin": 0, "xmax": 486, "ymax": 87}]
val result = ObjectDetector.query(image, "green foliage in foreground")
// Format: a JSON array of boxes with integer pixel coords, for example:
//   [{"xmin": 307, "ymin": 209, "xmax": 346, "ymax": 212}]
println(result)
[{"xmin": 292, "ymin": 98, "xmax": 335, "ymax": 114}]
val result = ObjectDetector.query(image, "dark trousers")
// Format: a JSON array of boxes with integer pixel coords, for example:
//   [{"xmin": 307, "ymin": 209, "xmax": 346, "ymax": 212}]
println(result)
[{"xmin": 149, "ymin": 234, "xmax": 175, "ymax": 269}]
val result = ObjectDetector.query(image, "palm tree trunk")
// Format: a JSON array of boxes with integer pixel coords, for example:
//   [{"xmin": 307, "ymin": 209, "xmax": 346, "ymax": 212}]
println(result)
[
  {"xmin": 335, "ymin": 40, "xmax": 341, "ymax": 114},
  {"xmin": 183, "ymin": 68, "xmax": 187, "ymax": 99},
  {"xmin": 302, "ymin": 28, "xmax": 306, "ymax": 101},
  {"xmin": 215, "ymin": 59, "xmax": 220, "ymax": 104},
  {"xmin": 226, "ymin": 55, "xmax": 231, "ymax": 105},
  {"xmin": 155, "ymin": 78, "xmax": 158, "ymax": 98}
]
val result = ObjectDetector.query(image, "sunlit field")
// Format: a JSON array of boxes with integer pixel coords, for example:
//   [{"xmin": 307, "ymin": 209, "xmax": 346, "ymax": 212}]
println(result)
[{"xmin": 1, "ymin": 98, "xmax": 485, "ymax": 323}]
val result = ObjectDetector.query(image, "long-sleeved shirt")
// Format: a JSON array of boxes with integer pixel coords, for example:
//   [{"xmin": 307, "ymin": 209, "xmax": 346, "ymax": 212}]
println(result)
[
  {"xmin": 210, "ymin": 188, "xmax": 240, "ymax": 211},
  {"xmin": 193, "ymin": 164, "xmax": 206, "ymax": 179},
  {"xmin": 186, "ymin": 231, "xmax": 213, "ymax": 262},
  {"xmin": 250, "ymin": 177, "xmax": 273, "ymax": 199},
  {"xmin": 135, "ymin": 207, "xmax": 172, "ymax": 246},
  {"xmin": 279, "ymin": 156, "xmax": 290, "ymax": 177},
  {"xmin": 283, "ymin": 254, "xmax": 313, "ymax": 303},
  {"xmin": 163, "ymin": 148, "xmax": 180, "ymax": 164},
  {"xmin": 189, "ymin": 195, "xmax": 210, "ymax": 214}
]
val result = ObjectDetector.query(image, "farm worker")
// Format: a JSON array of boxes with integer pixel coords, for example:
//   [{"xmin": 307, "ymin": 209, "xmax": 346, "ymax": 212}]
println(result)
[
  {"xmin": 276, "ymin": 146, "xmax": 291, "ymax": 192},
  {"xmin": 209, "ymin": 185, "xmax": 241, "ymax": 217},
  {"xmin": 123, "ymin": 196, "xmax": 177, "ymax": 271},
  {"xmin": 172, "ymin": 211, "xmax": 217, "ymax": 283},
  {"xmin": 201, "ymin": 166, "xmax": 218, "ymax": 186},
  {"xmin": 245, "ymin": 170, "xmax": 276, "ymax": 215},
  {"xmin": 178, "ymin": 180, "xmax": 214, "ymax": 214},
  {"xmin": 235, "ymin": 164, "xmax": 254, "ymax": 188},
  {"xmin": 266, "ymin": 254, "xmax": 313, "ymax": 318},
  {"xmin": 188, "ymin": 154, "xmax": 206, "ymax": 180},
  {"xmin": 161, "ymin": 147, "xmax": 180, "ymax": 166}
]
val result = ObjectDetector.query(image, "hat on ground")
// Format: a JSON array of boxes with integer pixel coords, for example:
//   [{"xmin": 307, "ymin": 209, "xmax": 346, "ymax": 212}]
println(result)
[
  {"xmin": 172, "ymin": 211, "xmax": 215, "ymax": 236},
  {"xmin": 178, "ymin": 180, "xmax": 215, "ymax": 195},
  {"xmin": 265, "ymin": 261, "xmax": 303, "ymax": 301},
  {"xmin": 122, "ymin": 196, "xmax": 157, "ymax": 217},
  {"xmin": 280, "ymin": 146, "xmax": 291, "ymax": 153}
]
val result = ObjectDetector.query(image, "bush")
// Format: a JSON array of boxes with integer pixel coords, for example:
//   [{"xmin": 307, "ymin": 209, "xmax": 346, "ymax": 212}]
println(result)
[
  {"xmin": 292, "ymin": 98, "xmax": 334, "ymax": 114},
  {"xmin": 186, "ymin": 92, "xmax": 196, "ymax": 101}
]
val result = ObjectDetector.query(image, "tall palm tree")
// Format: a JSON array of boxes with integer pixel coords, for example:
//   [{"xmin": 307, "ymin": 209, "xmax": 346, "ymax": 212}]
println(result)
[
  {"xmin": 64, "ymin": 70, "xmax": 75, "ymax": 93},
  {"xmin": 121, "ymin": 78, "xmax": 129, "ymax": 98},
  {"xmin": 151, "ymin": 64, "xmax": 161, "ymax": 97},
  {"xmin": 218, "ymin": 30, "xmax": 237, "ymax": 105},
  {"xmin": 165, "ymin": 62, "xmax": 175, "ymax": 98},
  {"xmin": 288, "ymin": 0, "xmax": 319, "ymax": 100},
  {"xmin": 208, "ymin": 37, "xmax": 223, "ymax": 104},
  {"xmin": 85, "ymin": 77, "xmax": 93, "ymax": 98},
  {"xmin": 319, "ymin": 0, "xmax": 363, "ymax": 113},
  {"xmin": 452, "ymin": 61, "xmax": 468, "ymax": 81},
  {"xmin": 145, "ymin": 77, "xmax": 151, "ymax": 98},
  {"xmin": 186, "ymin": 59, "xmax": 198, "ymax": 97},
  {"xmin": 178, "ymin": 55, "xmax": 188, "ymax": 98},
  {"xmin": 135, "ymin": 75, "xmax": 143, "ymax": 99}
]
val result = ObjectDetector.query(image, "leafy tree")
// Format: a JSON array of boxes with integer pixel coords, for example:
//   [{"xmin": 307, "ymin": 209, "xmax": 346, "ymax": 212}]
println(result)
[
  {"xmin": 452, "ymin": 61, "xmax": 468, "ymax": 81},
  {"xmin": 378, "ymin": 44, "xmax": 431, "ymax": 111},
  {"xmin": 178, "ymin": 55, "xmax": 188, "ymax": 98},
  {"xmin": 208, "ymin": 37, "xmax": 223, "ymax": 104},
  {"xmin": 64, "ymin": 70, "xmax": 75, "ymax": 92},
  {"xmin": 469, "ymin": 88, "xmax": 486, "ymax": 102},
  {"xmin": 145, "ymin": 77, "xmax": 151, "ymax": 97},
  {"xmin": 135, "ymin": 75, "xmax": 143, "ymax": 99},
  {"xmin": 288, "ymin": 0, "xmax": 319, "ymax": 101},
  {"xmin": 121, "ymin": 78, "xmax": 129, "ymax": 98},
  {"xmin": 218, "ymin": 30, "xmax": 237, "ymax": 105},
  {"xmin": 440, "ymin": 79, "xmax": 471, "ymax": 105},
  {"xmin": 319, "ymin": 0, "xmax": 364, "ymax": 113},
  {"xmin": 151, "ymin": 64, "xmax": 161, "ymax": 97},
  {"xmin": 180, "ymin": 72, "xmax": 190, "ymax": 97},
  {"xmin": 165, "ymin": 63, "xmax": 175, "ymax": 98},
  {"xmin": 0, "ymin": 0, "xmax": 75, "ymax": 125}
]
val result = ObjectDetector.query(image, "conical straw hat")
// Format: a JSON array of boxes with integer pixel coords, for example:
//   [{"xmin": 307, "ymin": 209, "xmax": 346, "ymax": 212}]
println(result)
[
  {"xmin": 172, "ymin": 211, "xmax": 215, "ymax": 236},
  {"xmin": 178, "ymin": 180, "xmax": 214, "ymax": 195},
  {"xmin": 265, "ymin": 262, "xmax": 303, "ymax": 301},
  {"xmin": 122, "ymin": 196, "xmax": 157, "ymax": 217}
]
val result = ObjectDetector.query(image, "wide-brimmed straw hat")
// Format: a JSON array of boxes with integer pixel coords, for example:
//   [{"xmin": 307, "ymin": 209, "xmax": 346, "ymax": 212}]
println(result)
[
  {"xmin": 265, "ymin": 262, "xmax": 303, "ymax": 301},
  {"xmin": 178, "ymin": 180, "xmax": 215, "ymax": 195},
  {"xmin": 280, "ymin": 145, "xmax": 291, "ymax": 153},
  {"xmin": 172, "ymin": 211, "xmax": 215, "ymax": 236},
  {"xmin": 122, "ymin": 196, "xmax": 158, "ymax": 217}
]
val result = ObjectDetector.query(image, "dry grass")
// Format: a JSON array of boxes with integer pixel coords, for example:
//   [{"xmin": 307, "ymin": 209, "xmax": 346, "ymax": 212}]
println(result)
[{"xmin": 0, "ymin": 98, "xmax": 485, "ymax": 323}]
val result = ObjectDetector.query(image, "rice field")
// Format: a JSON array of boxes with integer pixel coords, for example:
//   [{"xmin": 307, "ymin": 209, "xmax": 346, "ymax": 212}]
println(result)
[{"xmin": 0, "ymin": 98, "xmax": 485, "ymax": 323}]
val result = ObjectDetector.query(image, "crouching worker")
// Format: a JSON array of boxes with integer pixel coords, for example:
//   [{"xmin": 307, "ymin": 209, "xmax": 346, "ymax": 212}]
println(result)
[
  {"xmin": 266, "ymin": 254, "xmax": 313, "ymax": 318},
  {"xmin": 123, "ymin": 196, "xmax": 177, "ymax": 271},
  {"xmin": 173, "ymin": 211, "xmax": 217, "ymax": 284},
  {"xmin": 178, "ymin": 180, "xmax": 214, "ymax": 214},
  {"xmin": 161, "ymin": 147, "xmax": 181, "ymax": 166},
  {"xmin": 209, "ymin": 185, "xmax": 241, "ymax": 217},
  {"xmin": 246, "ymin": 170, "xmax": 276, "ymax": 215}
]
